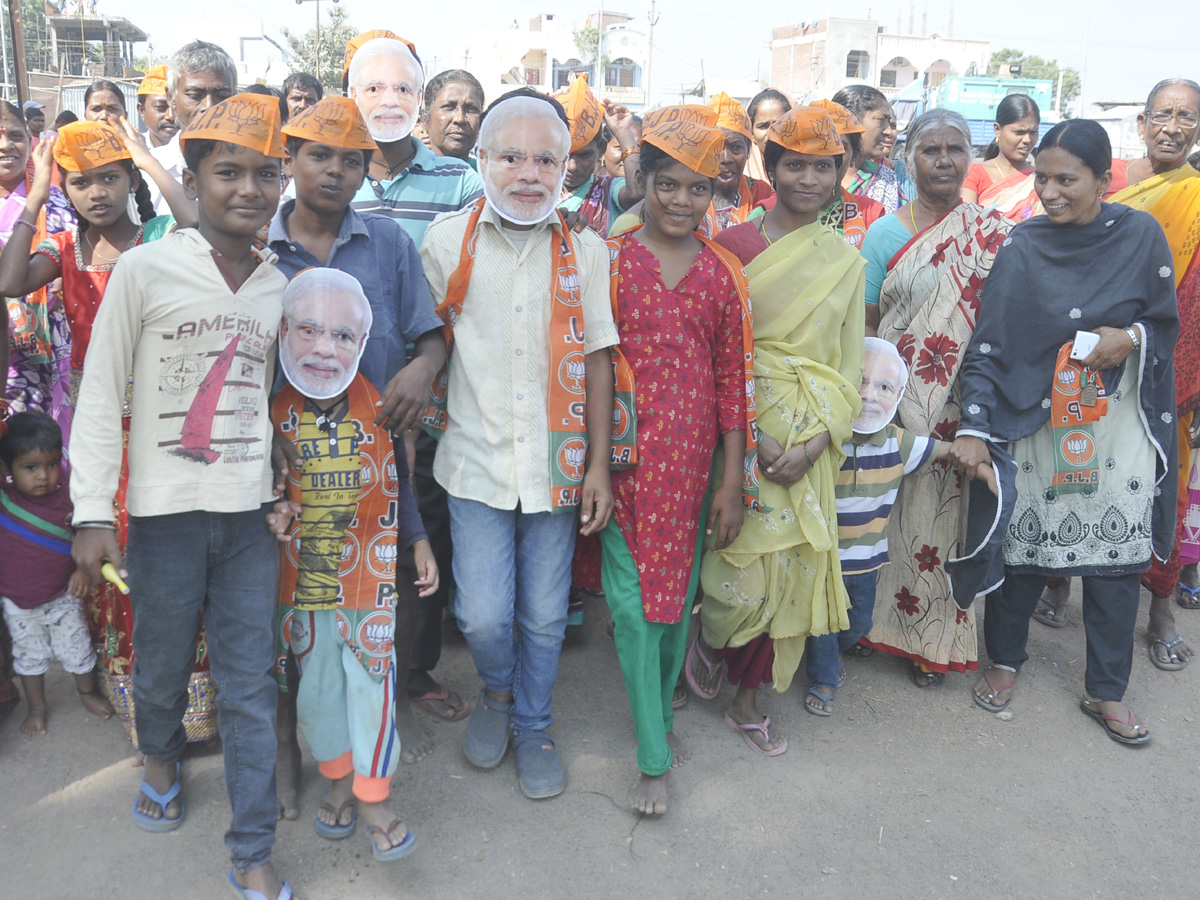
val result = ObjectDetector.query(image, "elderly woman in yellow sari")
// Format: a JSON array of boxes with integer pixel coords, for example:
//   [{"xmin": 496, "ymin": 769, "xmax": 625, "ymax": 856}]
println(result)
[
  {"xmin": 684, "ymin": 106, "xmax": 865, "ymax": 756},
  {"xmin": 1034, "ymin": 78, "xmax": 1200, "ymax": 671}
]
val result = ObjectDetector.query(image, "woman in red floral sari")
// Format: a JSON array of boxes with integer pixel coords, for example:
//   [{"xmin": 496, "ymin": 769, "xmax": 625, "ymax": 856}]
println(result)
[{"xmin": 857, "ymin": 110, "xmax": 1015, "ymax": 685}]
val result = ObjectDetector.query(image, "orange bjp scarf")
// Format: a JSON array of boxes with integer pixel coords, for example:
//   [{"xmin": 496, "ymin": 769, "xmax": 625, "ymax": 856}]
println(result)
[{"xmin": 421, "ymin": 198, "xmax": 639, "ymax": 511}]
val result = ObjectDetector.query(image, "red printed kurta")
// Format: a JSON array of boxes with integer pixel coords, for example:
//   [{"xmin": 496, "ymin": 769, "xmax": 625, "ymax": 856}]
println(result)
[{"xmin": 611, "ymin": 237, "xmax": 746, "ymax": 623}]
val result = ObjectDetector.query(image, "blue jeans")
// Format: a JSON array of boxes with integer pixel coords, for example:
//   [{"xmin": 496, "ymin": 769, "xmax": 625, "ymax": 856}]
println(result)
[
  {"xmin": 806, "ymin": 570, "xmax": 878, "ymax": 688},
  {"xmin": 447, "ymin": 496, "xmax": 576, "ymax": 735},
  {"xmin": 127, "ymin": 505, "xmax": 280, "ymax": 873}
]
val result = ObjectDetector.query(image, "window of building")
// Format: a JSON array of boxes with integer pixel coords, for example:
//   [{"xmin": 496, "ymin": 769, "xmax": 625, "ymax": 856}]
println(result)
[
  {"xmin": 526, "ymin": 68, "xmax": 541, "ymax": 85},
  {"xmin": 606, "ymin": 57, "xmax": 639, "ymax": 88},
  {"xmin": 846, "ymin": 50, "xmax": 870, "ymax": 79}
]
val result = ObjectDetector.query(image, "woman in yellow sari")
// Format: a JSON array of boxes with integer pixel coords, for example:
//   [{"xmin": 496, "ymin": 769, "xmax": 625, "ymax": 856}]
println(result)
[
  {"xmin": 684, "ymin": 107, "xmax": 865, "ymax": 756},
  {"xmin": 1035, "ymin": 78, "xmax": 1200, "ymax": 671}
]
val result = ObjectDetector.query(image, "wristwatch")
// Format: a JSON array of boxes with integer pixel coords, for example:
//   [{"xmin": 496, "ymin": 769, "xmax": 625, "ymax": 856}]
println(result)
[{"xmin": 1125, "ymin": 326, "xmax": 1141, "ymax": 351}]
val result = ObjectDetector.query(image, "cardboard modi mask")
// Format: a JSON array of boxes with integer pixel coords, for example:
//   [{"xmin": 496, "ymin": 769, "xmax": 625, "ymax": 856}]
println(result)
[
  {"xmin": 279, "ymin": 268, "xmax": 373, "ymax": 400},
  {"xmin": 853, "ymin": 337, "xmax": 909, "ymax": 435}
]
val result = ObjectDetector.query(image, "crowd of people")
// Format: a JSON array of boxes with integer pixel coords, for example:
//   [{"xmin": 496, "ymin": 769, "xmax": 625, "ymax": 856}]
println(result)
[{"xmin": 0, "ymin": 28, "xmax": 1197, "ymax": 900}]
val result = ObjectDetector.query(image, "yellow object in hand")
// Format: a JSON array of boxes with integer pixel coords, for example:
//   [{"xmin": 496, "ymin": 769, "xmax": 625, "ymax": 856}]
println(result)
[{"xmin": 101, "ymin": 561, "xmax": 130, "ymax": 595}]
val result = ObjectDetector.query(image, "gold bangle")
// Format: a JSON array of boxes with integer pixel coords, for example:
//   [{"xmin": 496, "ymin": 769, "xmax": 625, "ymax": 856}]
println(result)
[{"xmin": 620, "ymin": 145, "xmax": 639, "ymax": 162}]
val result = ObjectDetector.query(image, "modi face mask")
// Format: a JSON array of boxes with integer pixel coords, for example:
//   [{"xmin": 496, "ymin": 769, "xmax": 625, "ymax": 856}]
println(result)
[
  {"xmin": 279, "ymin": 269, "xmax": 373, "ymax": 400},
  {"xmin": 853, "ymin": 337, "xmax": 909, "ymax": 435}
]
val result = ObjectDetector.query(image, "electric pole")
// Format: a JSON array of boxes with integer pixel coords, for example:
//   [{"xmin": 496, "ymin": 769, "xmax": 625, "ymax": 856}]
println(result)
[{"xmin": 645, "ymin": 0, "xmax": 659, "ymax": 108}]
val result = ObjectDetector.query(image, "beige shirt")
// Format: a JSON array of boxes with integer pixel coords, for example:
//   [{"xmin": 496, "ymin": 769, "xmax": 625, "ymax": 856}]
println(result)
[
  {"xmin": 420, "ymin": 203, "xmax": 619, "ymax": 513},
  {"xmin": 71, "ymin": 229, "xmax": 287, "ymax": 522}
]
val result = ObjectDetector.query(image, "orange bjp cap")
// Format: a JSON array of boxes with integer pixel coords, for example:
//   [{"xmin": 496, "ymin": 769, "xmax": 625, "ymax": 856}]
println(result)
[
  {"xmin": 767, "ymin": 105, "xmax": 844, "ymax": 156},
  {"xmin": 53, "ymin": 120, "xmax": 131, "ymax": 172},
  {"xmin": 137, "ymin": 65, "xmax": 168, "ymax": 97},
  {"xmin": 640, "ymin": 105, "xmax": 723, "ymax": 178},
  {"xmin": 282, "ymin": 96, "xmax": 377, "ymax": 151},
  {"xmin": 560, "ymin": 75, "xmax": 604, "ymax": 152},
  {"xmin": 180, "ymin": 93, "xmax": 285, "ymax": 158},
  {"xmin": 810, "ymin": 98, "xmax": 864, "ymax": 136},
  {"xmin": 343, "ymin": 30, "xmax": 418, "ymax": 83},
  {"xmin": 707, "ymin": 92, "xmax": 752, "ymax": 139}
]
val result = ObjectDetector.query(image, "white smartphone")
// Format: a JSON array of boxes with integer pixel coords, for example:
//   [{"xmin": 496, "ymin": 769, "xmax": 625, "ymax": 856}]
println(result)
[{"xmin": 1070, "ymin": 330, "xmax": 1101, "ymax": 361}]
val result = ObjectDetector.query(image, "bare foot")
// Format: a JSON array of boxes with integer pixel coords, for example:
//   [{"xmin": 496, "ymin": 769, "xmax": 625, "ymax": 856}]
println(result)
[
  {"xmin": 234, "ymin": 861, "xmax": 284, "ymax": 900},
  {"xmin": 21, "ymin": 705, "xmax": 47, "ymax": 735},
  {"xmin": 666, "ymin": 731, "xmax": 691, "ymax": 767},
  {"xmin": 275, "ymin": 734, "xmax": 302, "ymax": 820},
  {"xmin": 315, "ymin": 773, "xmax": 354, "ymax": 830},
  {"xmin": 360, "ymin": 798, "xmax": 412, "ymax": 854},
  {"xmin": 136, "ymin": 757, "xmax": 182, "ymax": 823},
  {"xmin": 395, "ymin": 701, "xmax": 434, "ymax": 764},
  {"xmin": 632, "ymin": 771, "xmax": 669, "ymax": 816},
  {"xmin": 1149, "ymin": 592, "xmax": 1195, "ymax": 665},
  {"xmin": 78, "ymin": 689, "xmax": 114, "ymax": 720}
]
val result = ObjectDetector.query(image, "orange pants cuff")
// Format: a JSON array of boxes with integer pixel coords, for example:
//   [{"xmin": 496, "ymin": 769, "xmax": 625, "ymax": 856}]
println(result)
[
  {"xmin": 317, "ymin": 752, "xmax": 354, "ymax": 782},
  {"xmin": 353, "ymin": 773, "xmax": 391, "ymax": 803}
]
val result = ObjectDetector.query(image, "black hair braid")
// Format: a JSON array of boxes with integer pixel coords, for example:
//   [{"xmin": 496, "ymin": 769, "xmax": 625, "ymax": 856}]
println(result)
[{"xmin": 134, "ymin": 176, "xmax": 156, "ymax": 223}]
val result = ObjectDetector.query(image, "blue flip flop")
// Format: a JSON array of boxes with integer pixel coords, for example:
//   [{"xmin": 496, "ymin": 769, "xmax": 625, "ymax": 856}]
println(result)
[
  {"xmin": 313, "ymin": 790, "xmax": 356, "ymax": 840},
  {"xmin": 370, "ymin": 821, "xmax": 418, "ymax": 861},
  {"xmin": 226, "ymin": 870, "xmax": 293, "ymax": 900},
  {"xmin": 132, "ymin": 761, "xmax": 185, "ymax": 833}
]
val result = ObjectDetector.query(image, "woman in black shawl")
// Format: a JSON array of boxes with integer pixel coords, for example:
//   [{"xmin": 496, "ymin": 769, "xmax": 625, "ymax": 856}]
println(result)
[{"xmin": 949, "ymin": 120, "xmax": 1178, "ymax": 746}]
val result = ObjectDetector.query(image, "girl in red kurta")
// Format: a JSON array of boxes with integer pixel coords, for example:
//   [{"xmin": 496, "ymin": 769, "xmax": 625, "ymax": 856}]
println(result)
[{"xmin": 598, "ymin": 108, "xmax": 752, "ymax": 817}]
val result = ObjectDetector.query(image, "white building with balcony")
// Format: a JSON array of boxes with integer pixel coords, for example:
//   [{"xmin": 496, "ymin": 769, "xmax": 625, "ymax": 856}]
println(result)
[{"xmin": 769, "ymin": 16, "xmax": 989, "ymax": 101}]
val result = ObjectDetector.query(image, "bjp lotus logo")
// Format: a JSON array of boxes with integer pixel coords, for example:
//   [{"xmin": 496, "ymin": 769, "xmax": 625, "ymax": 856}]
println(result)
[
  {"xmin": 1061, "ymin": 430, "xmax": 1096, "ymax": 466},
  {"xmin": 357, "ymin": 611, "xmax": 395, "ymax": 657},
  {"xmin": 558, "ymin": 267, "xmax": 581, "ymax": 302},
  {"xmin": 558, "ymin": 438, "xmax": 588, "ymax": 480},
  {"xmin": 1055, "ymin": 367, "xmax": 1081, "ymax": 395},
  {"xmin": 339, "ymin": 533, "xmax": 360, "ymax": 576},
  {"xmin": 284, "ymin": 611, "xmax": 313, "ymax": 656},
  {"xmin": 612, "ymin": 399, "xmax": 631, "ymax": 441},
  {"xmin": 366, "ymin": 534, "xmax": 398, "ymax": 579},
  {"xmin": 381, "ymin": 451, "xmax": 399, "ymax": 497},
  {"xmin": 743, "ymin": 454, "xmax": 760, "ymax": 490},
  {"xmin": 558, "ymin": 353, "xmax": 587, "ymax": 394}
]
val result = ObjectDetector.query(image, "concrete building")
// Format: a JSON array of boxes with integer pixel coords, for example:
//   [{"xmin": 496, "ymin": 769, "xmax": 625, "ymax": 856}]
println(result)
[
  {"xmin": 174, "ymin": 18, "xmax": 291, "ymax": 87},
  {"xmin": 769, "ymin": 16, "xmax": 989, "ymax": 102},
  {"xmin": 455, "ymin": 11, "xmax": 649, "ymax": 109}
]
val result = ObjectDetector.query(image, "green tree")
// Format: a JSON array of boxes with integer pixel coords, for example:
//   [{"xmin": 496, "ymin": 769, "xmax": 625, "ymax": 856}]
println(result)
[
  {"xmin": 988, "ymin": 48, "xmax": 1081, "ymax": 107},
  {"xmin": 572, "ymin": 25, "xmax": 609, "ymax": 77},
  {"xmin": 282, "ymin": 5, "xmax": 356, "ymax": 94}
]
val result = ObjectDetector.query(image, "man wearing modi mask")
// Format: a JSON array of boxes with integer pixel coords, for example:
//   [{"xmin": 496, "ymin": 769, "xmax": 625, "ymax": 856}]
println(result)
[
  {"xmin": 803, "ymin": 338, "xmax": 991, "ymax": 715},
  {"xmin": 343, "ymin": 31, "xmax": 483, "ymax": 246},
  {"xmin": 418, "ymin": 87, "xmax": 619, "ymax": 800},
  {"xmin": 268, "ymin": 268, "xmax": 437, "ymax": 862}
]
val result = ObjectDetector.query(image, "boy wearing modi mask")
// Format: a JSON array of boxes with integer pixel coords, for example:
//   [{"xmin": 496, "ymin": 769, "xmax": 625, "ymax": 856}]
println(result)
[
  {"xmin": 268, "ymin": 268, "xmax": 437, "ymax": 862},
  {"xmin": 419, "ymin": 88, "xmax": 617, "ymax": 800},
  {"xmin": 803, "ymin": 337, "xmax": 974, "ymax": 716}
]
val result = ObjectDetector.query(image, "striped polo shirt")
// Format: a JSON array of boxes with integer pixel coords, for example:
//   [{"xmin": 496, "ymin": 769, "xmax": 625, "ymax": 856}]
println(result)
[
  {"xmin": 350, "ymin": 137, "xmax": 484, "ymax": 246},
  {"xmin": 836, "ymin": 425, "xmax": 938, "ymax": 574}
]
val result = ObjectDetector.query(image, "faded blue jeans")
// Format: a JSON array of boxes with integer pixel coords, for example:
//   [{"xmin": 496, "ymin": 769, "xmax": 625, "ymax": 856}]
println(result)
[
  {"xmin": 806, "ymin": 570, "xmax": 878, "ymax": 688},
  {"xmin": 447, "ymin": 496, "xmax": 576, "ymax": 735},
  {"xmin": 126, "ymin": 504, "xmax": 280, "ymax": 873}
]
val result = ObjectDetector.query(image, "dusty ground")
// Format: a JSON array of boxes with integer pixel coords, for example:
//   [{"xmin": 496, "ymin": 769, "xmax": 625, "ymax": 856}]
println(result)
[{"xmin": 3, "ymin": 584, "xmax": 1199, "ymax": 900}]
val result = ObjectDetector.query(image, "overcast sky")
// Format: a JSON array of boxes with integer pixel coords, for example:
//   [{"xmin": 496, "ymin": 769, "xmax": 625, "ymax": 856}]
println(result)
[{"xmin": 103, "ymin": 0, "xmax": 1190, "ymax": 109}]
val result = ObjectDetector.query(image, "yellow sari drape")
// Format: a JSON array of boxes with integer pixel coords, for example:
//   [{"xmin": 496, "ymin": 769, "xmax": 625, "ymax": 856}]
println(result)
[
  {"xmin": 699, "ymin": 222, "xmax": 865, "ymax": 691},
  {"xmin": 1110, "ymin": 163, "xmax": 1200, "ymax": 287}
]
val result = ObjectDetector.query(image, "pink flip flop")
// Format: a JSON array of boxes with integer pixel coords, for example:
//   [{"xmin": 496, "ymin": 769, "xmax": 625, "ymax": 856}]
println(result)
[
  {"xmin": 685, "ymin": 635, "xmax": 726, "ymax": 700},
  {"xmin": 724, "ymin": 711, "xmax": 788, "ymax": 757}
]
